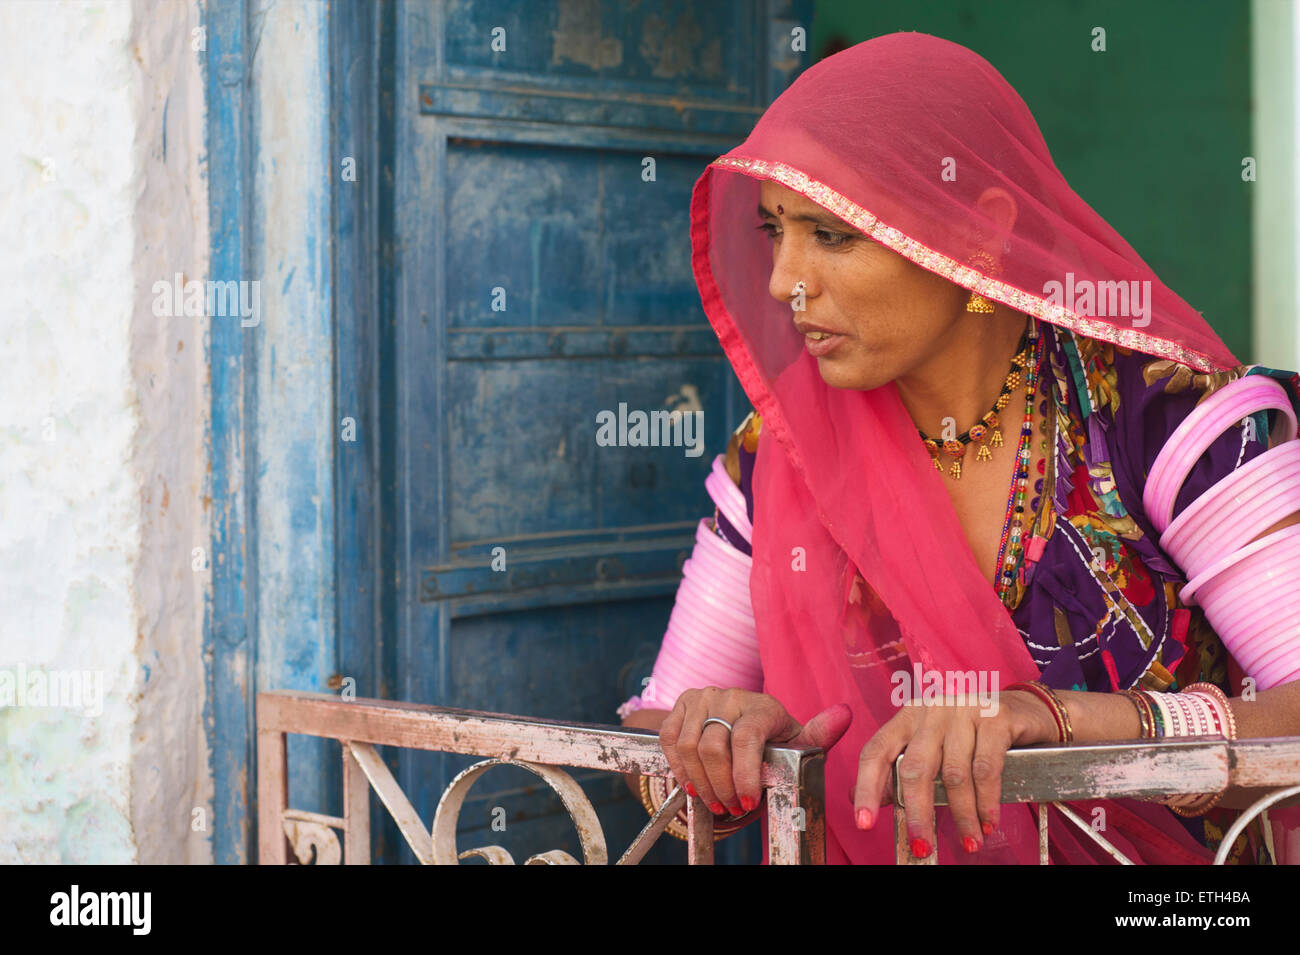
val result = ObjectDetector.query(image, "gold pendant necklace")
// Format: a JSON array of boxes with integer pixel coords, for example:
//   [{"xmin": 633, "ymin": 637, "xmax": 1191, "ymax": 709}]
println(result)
[{"xmin": 917, "ymin": 325, "xmax": 1034, "ymax": 480}]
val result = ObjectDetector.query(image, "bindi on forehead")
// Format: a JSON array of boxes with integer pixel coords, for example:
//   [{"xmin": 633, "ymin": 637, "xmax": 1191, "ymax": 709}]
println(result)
[{"xmin": 756, "ymin": 199, "xmax": 848, "ymax": 229}]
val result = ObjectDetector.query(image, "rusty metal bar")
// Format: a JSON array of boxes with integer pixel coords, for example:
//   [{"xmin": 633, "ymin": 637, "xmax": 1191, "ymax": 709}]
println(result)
[
  {"xmin": 616, "ymin": 785, "xmax": 687, "ymax": 866},
  {"xmin": 895, "ymin": 738, "xmax": 1232, "ymax": 807},
  {"xmin": 347, "ymin": 741, "xmax": 432, "ymax": 864},
  {"xmin": 257, "ymin": 727, "xmax": 288, "ymax": 865},
  {"xmin": 1049, "ymin": 801, "xmax": 1134, "ymax": 864},
  {"xmin": 1226, "ymin": 737, "xmax": 1300, "ymax": 787},
  {"xmin": 257, "ymin": 691, "xmax": 821, "ymax": 788},
  {"xmin": 342, "ymin": 744, "xmax": 370, "ymax": 865},
  {"xmin": 766, "ymin": 747, "xmax": 825, "ymax": 864},
  {"xmin": 282, "ymin": 808, "xmax": 346, "ymax": 829},
  {"xmin": 686, "ymin": 794, "xmax": 715, "ymax": 864}
]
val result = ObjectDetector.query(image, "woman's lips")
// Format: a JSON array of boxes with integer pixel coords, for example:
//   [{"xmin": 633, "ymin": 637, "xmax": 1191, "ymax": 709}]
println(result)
[{"xmin": 803, "ymin": 329, "xmax": 847, "ymax": 357}]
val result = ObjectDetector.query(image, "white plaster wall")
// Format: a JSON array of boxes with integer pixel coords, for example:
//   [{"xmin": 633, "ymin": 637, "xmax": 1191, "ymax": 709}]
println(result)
[{"xmin": 0, "ymin": 0, "xmax": 211, "ymax": 863}]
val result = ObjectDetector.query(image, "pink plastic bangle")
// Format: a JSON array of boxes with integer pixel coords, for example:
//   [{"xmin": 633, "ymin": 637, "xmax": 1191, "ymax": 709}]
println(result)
[
  {"xmin": 1254, "ymin": 654, "xmax": 1300, "ymax": 690},
  {"xmin": 706, "ymin": 455, "xmax": 753, "ymax": 542},
  {"xmin": 1144, "ymin": 376, "xmax": 1297, "ymax": 533},
  {"xmin": 1209, "ymin": 582, "xmax": 1300, "ymax": 670},
  {"xmin": 677, "ymin": 566, "xmax": 757, "ymax": 629},
  {"xmin": 1241, "ymin": 606, "xmax": 1300, "ymax": 665},
  {"xmin": 676, "ymin": 575, "xmax": 756, "ymax": 630},
  {"xmin": 658, "ymin": 617, "xmax": 760, "ymax": 678},
  {"xmin": 1247, "ymin": 628, "xmax": 1300, "ymax": 679},
  {"xmin": 693, "ymin": 530, "xmax": 753, "ymax": 593},
  {"xmin": 694, "ymin": 517, "xmax": 752, "ymax": 570},
  {"xmin": 617, "ymin": 506, "xmax": 762, "ymax": 716},
  {"xmin": 1193, "ymin": 546, "xmax": 1300, "ymax": 616},
  {"xmin": 1187, "ymin": 531, "xmax": 1300, "ymax": 683},
  {"xmin": 1180, "ymin": 522, "xmax": 1300, "ymax": 604},
  {"xmin": 1160, "ymin": 440, "xmax": 1300, "ymax": 576},
  {"xmin": 1167, "ymin": 476, "xmax": 1300, "ymax": 580},
  {"xmin": 691, "ymin": 532, "xmax": 752, "ymax": 588},
  {"xmin": 677, "ymin": 564, "xmax": 756, "ymax": 622},
  {"xmin": 647, "ymin": 618, "xmax": 762, "ymax": 705},
  {"xmin": 1189, "ymin": 555, "xmax": 1300, "ymax": 659},
  {"xmin": 662, "ymin": 616, "xmax": 762, "ymax": 679},
  {"xmin": 1203, "ymin": 608, "xmax": 1300, "ymax": 682},
  {"xmin": 1227, "ymin": 608, "xmax": 1300, "ymax": 675}
]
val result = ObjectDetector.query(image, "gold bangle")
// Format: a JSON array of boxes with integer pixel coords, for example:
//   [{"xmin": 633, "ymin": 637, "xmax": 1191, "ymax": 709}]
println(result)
[
  {"xmin": 1121, "ymin": 689, "xmax": 1154, "ymax": 739},
  {"xmin": 637, "ymin": 775, "xmax": 751, "ymax": 843},
  {"xmin": 1169, "ymin": 789, "xmax": 1225, "ymax": 818},
  {"xmin": 638, "ymin": 773, "xmax": 689, "ymax": 841}
]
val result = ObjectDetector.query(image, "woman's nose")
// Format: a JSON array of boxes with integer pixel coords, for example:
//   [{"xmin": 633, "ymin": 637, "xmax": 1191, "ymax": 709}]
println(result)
[{"xmin": 768, "ymin": 247, "xmax": 812, "ymax": 307}]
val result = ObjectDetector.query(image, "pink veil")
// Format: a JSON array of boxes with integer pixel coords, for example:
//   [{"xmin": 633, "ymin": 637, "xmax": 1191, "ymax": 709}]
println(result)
[{"xmin": 690, "ymin": 32, "xmax": 1250, "ymax": 864}]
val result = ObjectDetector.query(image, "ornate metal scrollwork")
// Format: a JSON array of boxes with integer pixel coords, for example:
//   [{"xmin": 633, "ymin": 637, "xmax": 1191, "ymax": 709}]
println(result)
[
  {"xmin": 430, "ymin": 758, "xmax": 608, "ymax": 865},
  {"xmin": 283, "ymin": 819, "xmax": 342, "ymax": 865}
]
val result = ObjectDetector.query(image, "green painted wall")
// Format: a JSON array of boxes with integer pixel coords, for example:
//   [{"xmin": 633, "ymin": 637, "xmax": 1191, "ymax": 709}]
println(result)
[{"xmin": 810, "ymin": 0, "xmax": 1253, "ymax": 359}]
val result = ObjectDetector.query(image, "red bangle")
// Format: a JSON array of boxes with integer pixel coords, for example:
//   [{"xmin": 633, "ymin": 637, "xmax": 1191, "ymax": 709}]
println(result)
[{"xmin": 1006, "ymin": 680, "xmax": 1073, "ymax": 743}]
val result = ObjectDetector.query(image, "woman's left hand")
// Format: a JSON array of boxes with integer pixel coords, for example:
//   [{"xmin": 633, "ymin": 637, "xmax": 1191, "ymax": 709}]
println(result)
[{"xmin": 852, "ymin": 690, "xmax": 1058, "ymax": 858}]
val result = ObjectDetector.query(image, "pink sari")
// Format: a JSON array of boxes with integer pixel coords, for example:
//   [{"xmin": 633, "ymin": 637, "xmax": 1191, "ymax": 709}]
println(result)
[{"xmin": 689, "ymin": 32, "xmax": 1274, "ymax": 864}]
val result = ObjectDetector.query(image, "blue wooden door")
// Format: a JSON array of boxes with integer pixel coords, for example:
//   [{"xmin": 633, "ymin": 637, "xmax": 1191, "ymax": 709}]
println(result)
[{"xmin": 339, "ymin": 0, "xmax": 813, "ymax": 864}]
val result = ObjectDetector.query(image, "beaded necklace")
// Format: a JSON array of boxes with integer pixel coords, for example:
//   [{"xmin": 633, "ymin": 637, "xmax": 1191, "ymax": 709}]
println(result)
[
  {"xmin": 993, "ymin": 319, "xmax": 1044, "ymax": 608},
  {"xmin": 918, "ymin": 326, "xmax": 1034, "ymax": 480}
]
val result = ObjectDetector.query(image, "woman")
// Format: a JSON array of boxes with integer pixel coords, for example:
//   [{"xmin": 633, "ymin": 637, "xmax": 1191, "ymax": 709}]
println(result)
[{"xmin": 621, "ymin": 32, "xmax": 1300, "ymax": 864}]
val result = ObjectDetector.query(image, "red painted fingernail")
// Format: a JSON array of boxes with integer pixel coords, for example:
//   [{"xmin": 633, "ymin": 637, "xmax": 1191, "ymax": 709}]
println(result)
[
  {"xmin": 740, "ymin": 795, "xmax": 756, "ymax": 812},
  {"xmin": 728, "ymin": 806, "xmax": 745, "ymax": 817},
  {"xmin": 910, "ymin": 837, "xmax": 932, "ymax": 859},
  {"xmin": 982, "ymin": 821, "xmax": 995, "ymax": 835},
  {"xmin": 856, "ymin": 808, "xmax": 873, "ymax": 830},
  {"xmin": 962, "ymin": 836, "xmax": 979, "ymax": 854},
  {"xmin": 709, "ymin": 801, "xmax": 725, "ymax": 814},
  {"xmin": 685, "ymin": 782, "xmax": 698, "ymax": 798}
]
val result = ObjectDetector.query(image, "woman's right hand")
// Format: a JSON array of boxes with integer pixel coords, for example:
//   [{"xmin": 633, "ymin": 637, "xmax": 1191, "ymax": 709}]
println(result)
[{"xmin": 658, "ymin": 687, "xmax": 853, "ymax": 817}]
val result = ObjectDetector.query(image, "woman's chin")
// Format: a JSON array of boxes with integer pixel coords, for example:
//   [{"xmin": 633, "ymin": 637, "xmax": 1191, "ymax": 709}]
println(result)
[{"xmin": 816, "ymin": 356, "xmax": 889, "ymax": 392}]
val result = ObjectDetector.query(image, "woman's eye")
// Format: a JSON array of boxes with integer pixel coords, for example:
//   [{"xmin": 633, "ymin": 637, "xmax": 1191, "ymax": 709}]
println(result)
[
  {"xmin": 815, "ymin": 228, "xmax": 850, "ymax": 248},
  {"xmin": 756, "ymin": 222, "xmax": 850, "ymax": 248}
]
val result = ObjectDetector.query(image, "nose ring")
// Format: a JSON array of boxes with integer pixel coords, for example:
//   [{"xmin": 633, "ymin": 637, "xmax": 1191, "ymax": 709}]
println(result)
[{"xmin": 791, "ymin": 281, "xmax": 806, "ymax": 297}]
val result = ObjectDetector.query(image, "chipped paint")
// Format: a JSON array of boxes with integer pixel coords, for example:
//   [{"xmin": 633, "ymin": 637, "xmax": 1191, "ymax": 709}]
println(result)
[{"xmin": 551, "ymin": 0, "xmax": 623, "ymax": 71}]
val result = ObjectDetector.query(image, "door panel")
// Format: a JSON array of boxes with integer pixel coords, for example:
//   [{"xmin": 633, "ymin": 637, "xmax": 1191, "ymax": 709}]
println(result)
[{"xmin": 373, "ymin": 0, "xmax": 812, "ymax": 865}]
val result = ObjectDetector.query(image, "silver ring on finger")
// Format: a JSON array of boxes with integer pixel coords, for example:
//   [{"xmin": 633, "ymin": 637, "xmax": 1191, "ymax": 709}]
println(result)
[{"xmin": 701, "ymin": 717, "xmax": 734, "ymax": 735}]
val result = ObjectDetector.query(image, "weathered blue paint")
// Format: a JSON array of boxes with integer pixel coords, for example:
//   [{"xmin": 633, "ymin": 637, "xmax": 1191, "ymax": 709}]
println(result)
[
  {"xmin": 203, "ymin": 0, "xmax": 257, "ymax": 864},
  {"xmin": 330, "ymin": 0, "xmax": 402, "ymax": 861},
  {"xmin": 245, "ymin": 0, "xmax": 338, "ymax": 824},
  {"xmin": 205, "ymin": 0, "xmax": 340, "ymax": 861}
]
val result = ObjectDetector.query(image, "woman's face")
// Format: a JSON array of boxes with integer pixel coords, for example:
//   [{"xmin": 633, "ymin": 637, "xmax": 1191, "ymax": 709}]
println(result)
[{"xmin": 758, "ymin": 180, "xmax": 972, "ymax": 391}]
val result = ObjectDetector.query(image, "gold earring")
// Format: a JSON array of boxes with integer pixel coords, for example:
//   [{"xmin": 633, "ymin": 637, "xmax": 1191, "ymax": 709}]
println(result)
[{"xmin": 965, "ymin": 249, "xmax": 999, "ymax": 314}]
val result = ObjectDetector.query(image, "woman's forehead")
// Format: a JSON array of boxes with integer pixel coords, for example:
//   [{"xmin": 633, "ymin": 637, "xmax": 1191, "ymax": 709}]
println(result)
[
  {"xmin": 759, "ymin": 180, "xmax": 807, "ymax": 206},
  {"xmin": 758, "ymin": 179, "xmax": 851, "ymax": 223}
]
